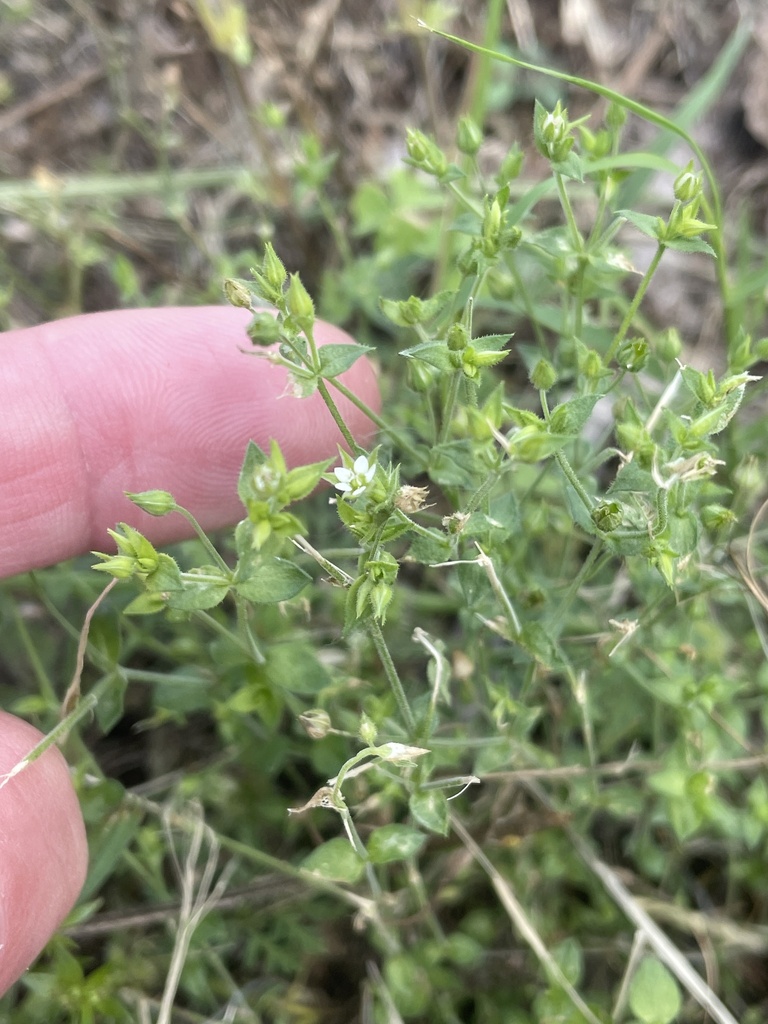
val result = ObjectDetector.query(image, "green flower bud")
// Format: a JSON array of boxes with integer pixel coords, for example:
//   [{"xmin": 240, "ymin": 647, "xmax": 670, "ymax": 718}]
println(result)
[
  {"xmin": 591, "ymin": 500, "xmax": 623, "ymax": 532},
  {"xmin": 405, "ymin": 128, "xmax": 448, "ymax": 177},
  {"xmin": 496, "ymin": 144, "xmax": 523, "ymax": 184},
  {"xmin": 656, "ymin": 327, "xmax": 682, "ymax": 362},
  {"xmin": 456, "ymin": 115, "xmax": 483, "ymax": 156},
  {"xmin": 480, "ymin": 199, "xmax": 504, "ymax": 257},
  {"xmin": 530, "ymin": 358, "xmax": 557, "ymax": 391},
  {"xmin": 285, "ymin": 273, "xmax": 315, "ymax": 330},
  {"xmin": 247, "ymin": 311, "xmax": 284, "ymax": 346},
  {"xmin": 534, "ymin": 100, "xmax": 573, "ymax": 163},
  {"xmin": 91, "ymin": 554, "xmax": 137, "ymax": 579},
  {"xmin": 616, "ymin": 338, "xmax": 649, "ymax": 373},
  {"xmin": 406, "ymin": 359, "xmax": 436, "ymax": 392},
  {"xmin": 359, "ymin": 712, "xmax": 378, "ymax": 746},
  {"xmin": 299, "ymin": 708, "xmax": 332, "ymax": 739},
  {"xmin": 405, "ymin": 127, "xmax": 429, "ymax": 164},
  {"xmin": 579, "ymin": 126, "xmax": 611, "ymax": 158},
  {"xmin": 125, "ymin": 489, "xmax": 177, "ymax": 517},
  {"xmin": 447, "ymin": 323, "xmax": 469, "ymax": 351},
  {"xmin": 370, "ymin": 581, "xmax": 394, "ymax": 622},
  {"xmin": 442, "ymin": 511, "xmax": 470, "ymax": 535},
  {"xmin": 366, "ymin": 549, "xmax": 399, "ymax": 585},
  {"xmin": 701, "ymin": 504, "xmax": 736, "ymax": 531},
  {"xmin": 223, "ymin": 278, "xmax": 253, "ymax": 309},
  {"xmin": 582, "ymin": 348, "xmax": 605, "ymax": 381},
  {"xmin": 673, "ymin": 161, "xmax": 702, "ymax": 203},
  {"xmin": 262, "ymin": 242, "xmax": 287, "ymax": 291}
]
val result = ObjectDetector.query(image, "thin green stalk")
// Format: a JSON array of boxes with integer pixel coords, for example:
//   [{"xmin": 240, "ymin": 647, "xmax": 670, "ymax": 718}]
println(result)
[
  {"xmin": 555, "ymin": 172, "xmax": 583, "ymax": 254},
  {"xmin": 465, "ymin": 459, "xmax": 509, "ymax": 515},
  {"xmin": 10, "ymin": 604, "xmax": 58, "ymax": 705},
  {"xmin": 605, "ymin": 241, "xmax": 666, "ymax": 364},
  {"xmin": 172, "ymin": 506, "xmax": 230, "ymax": 574},
  {"xmin": 317, "ymin": 377, "xmax": 359, "ymax": 452},
  {"xmin": 549, "ymin": 541, "xmax": 606, "ymax": 636},
  {"xmin": 554, "ymin": 449, "xmax": 593, "ymax": 513},
  {"xmin": 338, "ymin": 804, "xmax": 383, "ymax": 899},
  {"xmin": 507, "ymin": 253, "xmax": 548, "ymax": 352},
  {"xmin": 193, "ymin": 608, "xmax": 257, "ymax": 660},
  {"xmin": 370, "ymin": 621, "xmax": 417, "ymax": 736},
  {"xmin": 329, "ymin": 376, "xmax": 425, "ymax": 465}
]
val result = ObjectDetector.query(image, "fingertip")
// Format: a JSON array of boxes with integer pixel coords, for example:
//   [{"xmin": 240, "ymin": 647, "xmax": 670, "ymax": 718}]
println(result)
[
  {"xmin": 0, "ymin": 713, "xmax": 87, "ymax": 996},
  {"xmin": 1, "ymin": 307, "xmax": 381, "ymax": 575}
]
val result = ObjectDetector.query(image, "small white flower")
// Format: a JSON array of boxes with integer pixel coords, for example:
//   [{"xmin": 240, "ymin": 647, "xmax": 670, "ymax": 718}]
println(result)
[{"xmin": 332, "ymin": 454, "xmax": 376, "ymax": 499}]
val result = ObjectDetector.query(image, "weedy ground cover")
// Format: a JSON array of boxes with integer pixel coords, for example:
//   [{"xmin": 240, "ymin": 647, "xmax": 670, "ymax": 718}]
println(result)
[{"xmin": 2, "ymin": 7, "xmax": 768, "ymax": 1024}]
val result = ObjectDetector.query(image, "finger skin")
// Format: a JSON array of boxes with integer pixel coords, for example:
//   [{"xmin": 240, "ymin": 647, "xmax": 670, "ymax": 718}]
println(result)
[
  {"xmin": 0, "ymin": 306, "xmax": 380, "ymax": 577},
  {"xmin": 0, "ymin": 713, "xmax": 88, "ymax": 996}
]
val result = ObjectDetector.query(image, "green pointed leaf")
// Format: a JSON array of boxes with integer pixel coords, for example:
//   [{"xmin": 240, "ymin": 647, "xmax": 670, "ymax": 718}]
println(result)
[
  {"xmin": 318, "ymin": 343, "xmax": 374, "ymax": 379},
  {"xmin": 548, "ymin": 394, "xmax": 602, "ymax": 435},
  {"xmin": 234, "ymin": 558, "xmax": 311, "ymax": 603},
  {"xmin": 122, "ymin": 591, "xmax": 169, "ymax": 615},
  {"xmin": 400, "ymin": 341, "xmax": 455, "ymax": 373},
  {"xmin": 237, "ymin": 441, "xmax": 269, "ymax": 504},
  {"xmin": 265, "ymin": 643, "xmax": 333, "ymax": 696},
  {"xmin": 616, "ymin": 208, "xmax": 662, "ymax": 239},
  {"xmin": 301, "ymin": 837, "xmax": 365, "ymax": 883},
  {"xmin": 664, "ymin": 236, "xmax": 716, "ymax": 256},
  {"xmin": 551, "ymin": 150, "xmax": 583, "ymax": 181},
  {"xmin": 628, "ymin": 957, "xmax": 682, "ymax": 1024},
  {"xmin": 166, "ymin": 567, "xmax": 231, "ymax": 612},
  {"xmin": 409, "ymin": 789, "xmax": 449, "ymax": 835},
  {"xmin": 367, "ymin": 824, "xmax": 426, "ymax": 863}
]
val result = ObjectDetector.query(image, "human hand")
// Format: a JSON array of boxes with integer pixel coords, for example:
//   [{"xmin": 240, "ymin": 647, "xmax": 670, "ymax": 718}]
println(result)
[{"xmin": 0, "ymin": 305, "xmax": 379, "ymax": 994}]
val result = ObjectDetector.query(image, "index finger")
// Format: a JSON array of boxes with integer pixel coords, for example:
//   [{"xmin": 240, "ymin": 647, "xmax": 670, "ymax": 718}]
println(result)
[{"xmin": 0, "ymin": 306, "xmax": 379, "ymax": 577}]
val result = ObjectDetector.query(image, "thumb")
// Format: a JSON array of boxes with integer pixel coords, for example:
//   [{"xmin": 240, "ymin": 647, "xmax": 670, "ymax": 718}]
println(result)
[{"xmin": 0, "ymin": 712, "xmax": 88, "ymax": 996}]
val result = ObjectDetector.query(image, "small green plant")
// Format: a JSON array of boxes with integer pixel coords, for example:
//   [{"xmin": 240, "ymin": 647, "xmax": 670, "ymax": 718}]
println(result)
[{"xmin": 6, "ymin": 21, "xmax": 768, "ymax": 1024}]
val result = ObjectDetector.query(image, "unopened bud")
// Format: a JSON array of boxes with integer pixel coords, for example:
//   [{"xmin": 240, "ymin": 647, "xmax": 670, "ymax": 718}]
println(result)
[
  {"xmin": 530, "ymin": 358, "xmax": 557, "ymax": 391},
  {"xmin": 223, "ymin": 278, "xmax": 253, "ymax": 309},
  {"xmin": 673, "ymin": 161, "xmax": 702, "ymax": 203},
  {"xmin": 126, "ymin": 489, "xmax": 177, "ymax": 517},
  {"xmin": 456, "ymin": 115, "xmax": 483, "ymax": 156},
  {"xmin": 285, "ymin": 273, "xmax": 315, "ymax": 330},
  {"xmin": 299, "ymin": 709, "xmax": 332, "ymax": 740}
]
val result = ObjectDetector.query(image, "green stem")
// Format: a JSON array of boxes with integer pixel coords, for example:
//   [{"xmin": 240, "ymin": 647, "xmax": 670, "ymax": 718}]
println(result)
[
  {"xmin": 173, "ymin": 507, "xmax": 230, "ymax": 574},
  {"xmin": 329, "ymin": 377, "xmax": 425, "ymax": 465},
  {"xmin": 10, "ymin": 604, "xmax": 58, "ymax": 705},
  {"xmin": 317, "ymin": 378, "xmax": 359, "ymax": 452},
  {"xmin": 549, "ymin": 541, "xmax": 605, "ymax": 635},
  {"xmin": 507, "ymin": 254, "xmax": 548, "ymax": 352},
  {"xmin": 193, "ymin": 609, "xmax": 257, "ymax": 660},
  {"xmin": 464, "ymin": 460, "xmax": 508, "ymax": 515},
  {"xmin": 555, "ymin": 172, "xmax": 583, "ymax": 254},
  {"xmin": 605, "ymin": 242, "xmax": 666, "ymax": 364},
  {"xmin": 554, "ymin": 172, "xmax": 587, "ymax": 338},
  {"xmin": 370, "ymin": 621, "xmax": 417, "ymax": 736},
  {"xmin": 654, "ymin": 487, "xmax": 669, "ymax": 537},
  {"xmin": 554, "ymin": 449, "xmax": 593, "ymax": 513}
]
